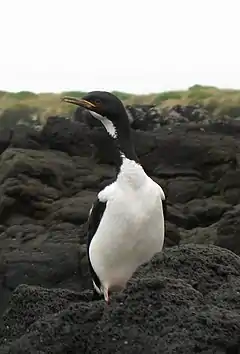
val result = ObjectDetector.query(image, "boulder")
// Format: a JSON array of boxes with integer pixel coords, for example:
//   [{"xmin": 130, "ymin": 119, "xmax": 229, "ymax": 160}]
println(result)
[{"xmin": 1, "ymin": 245, "xmax": 240, "ymax": 353}]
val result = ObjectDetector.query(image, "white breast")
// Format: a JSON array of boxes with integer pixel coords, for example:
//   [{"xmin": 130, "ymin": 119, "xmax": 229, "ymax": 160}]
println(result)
[{"xmin": 89, "ymin": 157, "xmax": 165, "ymax": 292}]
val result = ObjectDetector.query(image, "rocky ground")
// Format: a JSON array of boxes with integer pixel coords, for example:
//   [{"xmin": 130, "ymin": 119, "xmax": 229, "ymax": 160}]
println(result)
[{"xmin": 1, "ymin": 105, "xmax": 240, "ymax": 352}]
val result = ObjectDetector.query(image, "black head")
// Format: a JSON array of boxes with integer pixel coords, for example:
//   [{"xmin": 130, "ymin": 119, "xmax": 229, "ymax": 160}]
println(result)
[
  {"xmin": 62, "ymin": 91, "xmax": 129, "ymax": 127},
  {"xmin": 62, "ymin": 90, "xmax": 139, "ymax": 166}
]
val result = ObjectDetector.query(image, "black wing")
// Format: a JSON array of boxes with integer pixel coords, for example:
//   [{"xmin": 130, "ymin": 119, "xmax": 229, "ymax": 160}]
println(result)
[
  {"xmin": 86, "ymin": 197, "xmax": 107, "ymax": 297},
  {"xmin": 162, "ymin": 198, "xmax": 167, "ymax": 219}
]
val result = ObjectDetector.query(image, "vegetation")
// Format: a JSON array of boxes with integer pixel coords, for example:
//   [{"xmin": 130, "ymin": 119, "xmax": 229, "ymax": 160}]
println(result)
[{"xmin": 1, "ymin": 85, "xmax": 240, "ymax": 128}]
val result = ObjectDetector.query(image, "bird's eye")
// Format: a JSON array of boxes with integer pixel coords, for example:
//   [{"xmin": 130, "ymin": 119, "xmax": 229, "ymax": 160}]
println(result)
[{"xmin": 95, "ymin": 99, "xmax": 101, "ymax": 106}]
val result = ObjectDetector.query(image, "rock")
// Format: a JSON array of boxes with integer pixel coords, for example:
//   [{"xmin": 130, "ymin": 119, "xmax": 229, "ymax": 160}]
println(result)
[
  {"xmin": 167, "ymin": 204, "xmax": 198, "ymax": 230},
  {"xmin": 40, "ymin": 116, "xmax": 93, "ymax": 157},
  {"xmin": 1, "ymin": 245, "xmax": 240, "ymax": 353},
  {"xmin": 46, "ymin": 222, "xmax": 86, "ymax": 244},
  {"xmin": 123, "ymin": 103, "xmax": 211, "ymax": 130},
  {"xmin": 125, "ymin": 104, "xmax": 163, "ymax": 131},
  {"xmin": 166, "ymin": 104, "xmax": 210, "ymax": 124},
  {"xmin": 73, "ymin": 105, "xmax": 99, "ymax": 128},
  {"xmin": 1, "ymin": 113, "xmax": 240, "ymax": 352},
  {"xmin": 181, "ymin": 225, "xmax": 218, "ymax": 245},
  {"xmin": 47, "ymin": 190, "xmax": 96, "ymax": 225},
  {"xmin": 217, "ymin": 170, "xmax": 240, "ymax": 204},
  {"xmin": 167, "ymin": 177, "xmax": 203, "ymax": 204},
  {"xmin": 5, "ymin": 224, "xmax": 45, "ymax": 243},
  {"xmin": 204, "ymin": 120, "xmax": 240, "ymax": 136},
  {"xmin": 10, "ymin": 124, "xmax": 42, "ymax": 150},
  {"xmin": 216, "ymin": 205, "xmax": 240, "ymax": 255},
  {"xmin": 164, "ymin": 221, "xmax": 181, "ymax": 247},
  {"xmin": 0, "ymin": 148, "xmax": 76, "ymax": 224},
  {"xmin": 0, "ymin": 128, "xmax": 12, "ymax": 155},
  {"xmin": 0, "ymin": 241, "xmax": 86, "ymax": 317},
  {"xmin": 184, "ymin": 197, "xmax": 231, "ymax": 227}
]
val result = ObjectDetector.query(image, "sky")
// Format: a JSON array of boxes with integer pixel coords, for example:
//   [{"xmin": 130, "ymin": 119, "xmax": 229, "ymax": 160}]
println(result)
[{"xmin": 1, "ymin": 0, "xmax": 240, "ymax": 94}]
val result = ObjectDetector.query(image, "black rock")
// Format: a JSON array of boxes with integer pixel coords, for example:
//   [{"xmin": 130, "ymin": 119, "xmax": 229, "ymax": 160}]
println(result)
[
  {"xmin": 0, "ymin": 107, "xmax": 240, "ymax": 353},
  {"xmin": 1, "ymin": 245, "xmax": 240, "ymax": 353}
]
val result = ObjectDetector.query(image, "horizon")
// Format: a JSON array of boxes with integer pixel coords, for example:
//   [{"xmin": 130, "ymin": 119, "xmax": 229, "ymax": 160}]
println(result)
[
  {"xmin": 1, "ymin": 0, "xmax": 240, "ymax": 94},
  {"xmin": 2, "ymin": 84, "xmax": 240, "ymax": 96}
]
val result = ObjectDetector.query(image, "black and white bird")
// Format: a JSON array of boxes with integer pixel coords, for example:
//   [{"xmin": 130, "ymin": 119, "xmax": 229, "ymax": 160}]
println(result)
[{"xmin": 62, "ymin": 91, "xmax": 166, "ymax": 303}]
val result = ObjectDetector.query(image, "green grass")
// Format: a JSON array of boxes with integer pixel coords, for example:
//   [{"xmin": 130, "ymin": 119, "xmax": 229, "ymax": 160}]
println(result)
[{"xmin": 1, "ymin": 85, "xmax": 240, "ymax": 125}]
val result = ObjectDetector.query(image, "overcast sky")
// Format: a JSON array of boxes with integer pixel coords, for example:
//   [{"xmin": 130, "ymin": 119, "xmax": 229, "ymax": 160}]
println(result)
[{"xmin": 1, "ymin": 0, "xmax": 239, "ymax": 94}]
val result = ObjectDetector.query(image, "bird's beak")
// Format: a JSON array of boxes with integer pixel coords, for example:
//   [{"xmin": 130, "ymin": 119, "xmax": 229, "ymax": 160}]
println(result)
[{"xmin": 61, "ymin": 96, "xmax": 96, "ymax": 110}]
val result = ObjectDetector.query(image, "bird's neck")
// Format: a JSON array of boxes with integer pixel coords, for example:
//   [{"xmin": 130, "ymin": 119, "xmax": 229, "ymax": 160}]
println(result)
[
  {"xmin": 113, "ymin": 123, "xmax": 139, "ymax": 172},
  {"xmin": 95, "ymin": 112, "xmax": 140, "ymax": 172}
]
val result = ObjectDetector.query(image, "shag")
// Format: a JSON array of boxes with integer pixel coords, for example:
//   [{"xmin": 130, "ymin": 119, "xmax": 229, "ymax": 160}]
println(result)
[{"xmin": 62, "ymin": 91, "xmax": 166, "ymax": 303}]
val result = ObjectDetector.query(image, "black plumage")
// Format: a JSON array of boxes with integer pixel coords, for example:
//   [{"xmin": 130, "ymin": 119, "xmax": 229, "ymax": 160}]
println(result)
[{"xmin": 86, "ymin": 198, "xmax": 106, "ymax": 300}]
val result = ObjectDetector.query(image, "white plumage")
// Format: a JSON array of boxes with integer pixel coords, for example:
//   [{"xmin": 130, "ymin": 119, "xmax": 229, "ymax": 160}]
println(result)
[{"xmin": 89, "ymin": 156, "xmax": 165, "ymax": 301}]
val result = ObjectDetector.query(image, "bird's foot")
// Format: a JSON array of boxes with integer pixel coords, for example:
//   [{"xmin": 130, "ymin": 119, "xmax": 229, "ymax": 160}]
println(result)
[{"xmin": 104, "ymin": 289, "xmax": 109, "ymax": 304}]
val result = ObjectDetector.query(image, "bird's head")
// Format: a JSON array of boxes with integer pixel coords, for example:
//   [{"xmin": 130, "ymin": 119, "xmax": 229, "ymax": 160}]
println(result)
[{"xmin": 62, "ymin": 91, "xmax": 129, "ymax": 138}]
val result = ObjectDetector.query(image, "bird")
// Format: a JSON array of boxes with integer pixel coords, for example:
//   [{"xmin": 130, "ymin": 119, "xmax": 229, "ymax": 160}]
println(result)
[{"xmin": 62, "ymin": 91, "xmax": 166, "ymax": 303}]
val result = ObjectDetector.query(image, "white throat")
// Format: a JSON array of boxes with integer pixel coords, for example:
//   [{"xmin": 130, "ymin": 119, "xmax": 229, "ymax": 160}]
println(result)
[{"xmin": 90, "ymin": 110, "xmax": 117, "ymax": 138}]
